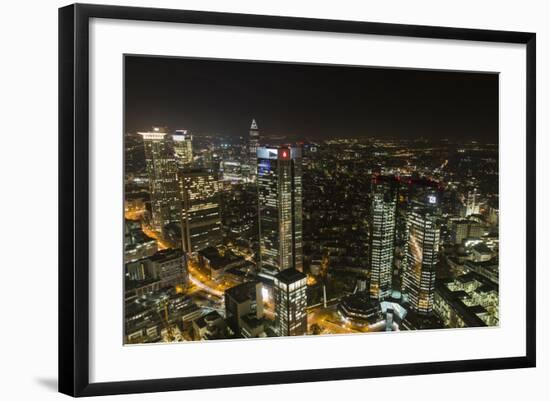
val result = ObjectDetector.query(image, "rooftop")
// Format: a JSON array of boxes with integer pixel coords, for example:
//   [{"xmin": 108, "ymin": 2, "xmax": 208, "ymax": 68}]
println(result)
[
  {"xmin": 225, "ymin": 281, "xmax": 259, "ymax": 303},
  {"xmin": 472, "ymin": 242, "xmax": 492, "ymax": 254},
  {"xmin": 150, "ymin": 249, "xmax": 184, "ymax": 263},
  {"xmin": 275, "ymin": 268, "xmax": 307, "ymax": 284}
]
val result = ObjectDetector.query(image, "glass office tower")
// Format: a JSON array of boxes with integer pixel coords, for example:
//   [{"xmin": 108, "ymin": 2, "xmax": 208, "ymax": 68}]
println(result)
[{"xmin": 257, "ymin": 146, "xmax": 303, "ymax": 277}]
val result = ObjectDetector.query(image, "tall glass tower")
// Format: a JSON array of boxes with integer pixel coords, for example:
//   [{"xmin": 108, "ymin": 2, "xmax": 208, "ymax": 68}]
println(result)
[
  {"xmin": 172, "ymin": 129, "xmax": 193, "ymax": 167},
  {"xmin": 369, "ymin": 176, "xmax": 397, "ymax": 300},
  {"xmin": 180, "ymin": 169, "xmax": 222, "ymax": 253},
  {"xmin": 402, "ymin": 192, "xmax": 441, "ymax": 315},
  {"xmin": 138, "ymin": 127, "xmax": 181, "ymax": 234},
  {"xmin": 257, "ymin": 146, "xmax": 303, "ymax": 277},
  {"xmin": 248, "ymin": 119, "xmax": 260, "ymax": 181}
]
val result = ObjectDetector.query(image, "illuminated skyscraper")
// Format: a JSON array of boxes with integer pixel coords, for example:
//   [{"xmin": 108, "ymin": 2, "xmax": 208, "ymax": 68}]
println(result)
[
  {"xmin": 248, "ymin": 119, "xmax": 260, "ymax": 181},
  {"xmin": 464, "ymin": 188, "xmax": 480, "ymax": 217},
  {"xmin": 172, "ymin": 129, "xmax": 193, "ymax": 167},
  {"xmin": 402, "ymin": 192, "xmax": 441, "ymax": 315},
  {"xmin": 180, "ymin": 169, "xmax": 222, "ymax": 253},
  {"xmin": 274, "ymin": 268, "xmax": 307, "ymax": 336},
  {"xmin": 138, "ymin": 127, "xmax": 181, "ymax": 233},
  {"xmin": 257, "ymin": 146, "xmax": 303, "ymax": 276},
  {"xmin": 369, "ymin": 176, "xmax": 397, "ymax": 300}
]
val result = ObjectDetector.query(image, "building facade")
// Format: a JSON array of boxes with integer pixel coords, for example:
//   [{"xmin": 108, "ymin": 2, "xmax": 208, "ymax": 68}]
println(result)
[
  {"xmin": 248, "ymin": 119, "xmax": 260, "ymax": 181},
  {"xmin": 369, "ymin": 176, "xmax": 397, "ymax": 300},
  {"xmin": 147, "ymin": 249, "xmax": 188, "ymax": 288},
  {"xmin": 257, "ymin": 146, "xmax": 303, "ymax": 276},
  {"xmin": 402, "ymin": 192, "xmax": 441, "ymax": 315},
  {"xmin": 172, "ymin": 129, "xmax": 193, "ymax": 167},
  {"xmin": 180, "ymin": 169, "xmax": 222, "ymax": 253},
  {"xmin": 224, "ymin": 281, "xmax": 264, "ymax": 337},
  {"xmin": 274, "ymin": 268, "xmax": 307, "ymax": 336},
  {"xmin": 138, "ymin": 128, "xmax": 182, "ymax": 233}
]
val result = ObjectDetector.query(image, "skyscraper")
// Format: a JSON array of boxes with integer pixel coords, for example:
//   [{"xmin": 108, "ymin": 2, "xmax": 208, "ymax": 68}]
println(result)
[
  {"xmin": 138, "ymin": 127, "xmax": 181, "ymax": 233},
  {"xmin": 172, "ymin": 129, "xmax": 193, "ymax": 167},
  {"xmin": 464, "ymin": 188, "xmax": 480, "ymax": 217},
  {"xmin": 180, "ymin": 169, "xmax": 222, "ymax": 253},
  {"xmin": 274, "ymin": 268, "xmax": 307, "ymax": 336},
  {"xmin": 257, "ymin": 146, "xmax": 303, "ymax": 276},
  {"xmin": 369, "ymin": 176, "xmax": 397, "ymax": 301},
  {"xmin": 402, "ymin": 192, "xmax": 441, "ymax": 315},
  {"xmin": 248, "ymin": 119, "xmax": 260, "ymax": 181}
]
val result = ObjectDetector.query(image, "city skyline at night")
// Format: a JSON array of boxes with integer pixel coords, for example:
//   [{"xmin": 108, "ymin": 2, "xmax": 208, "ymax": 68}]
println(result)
[
  {"xmin": 124, "ymin": 55, "xmax": 499, "ymax": 344},
  {"xmin": 125, "ymin": 56, "xmax": 498, "ymax": 143}
]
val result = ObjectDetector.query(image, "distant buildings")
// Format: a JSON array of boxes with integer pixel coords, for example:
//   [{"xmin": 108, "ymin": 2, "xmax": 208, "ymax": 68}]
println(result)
[
  {"xmin": 221, "ymin": 160, "xmax": 243, "ymax": 182},
  {"xmin": 125, "ymin": 122, "xmax": 499, "ymax": 342},
  {"xmin": 180, "ymin": 169, "xmax": 222, "ymax": 253},
  {"xmin": 464, "ymin": 188, "xmax": 480, "ymax": 217},
  {"xmin": 369, "ymin": 176, "xmax": 397, "ymax": 300},
  {"xmin": 172, "ymin": 129, "xmax": 193, "ymax": 166},
  {"xmin": 138, "ymin": 127, "xmax": 181, "ymax": 233},
  {"xmin": 402, "ymin": 191, "xmax": 441, "ymax": 315},
  {"xmin": 274, "ymin": 268, "xmax": 307, "ymax": 336},
  {"xmin": 257, "ymin": 146, "xmax": 303, "ymax": 276}
]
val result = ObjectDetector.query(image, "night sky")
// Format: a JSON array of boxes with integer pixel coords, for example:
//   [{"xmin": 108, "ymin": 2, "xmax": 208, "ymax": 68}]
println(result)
[{"xmin": 125, "ymin": 55, "xmax": 498, "ymax": 142}]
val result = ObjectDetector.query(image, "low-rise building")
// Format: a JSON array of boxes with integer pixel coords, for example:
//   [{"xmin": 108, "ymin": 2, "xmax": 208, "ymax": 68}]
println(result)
[
  {"xmin": 224, "ymin": 281, "xmax": 264, "ymax": 337},
  {"xmin": 192, "ymin": 311, "xmax": 227, "ymax": 340},
  {"xmin": 124, "ymin": 219, "xmax": 158, "ymax": 263},
  {"xmin": 147, "ymin": 249, "xmax": 188, "ymax": 287},
  {"xmin": 198, "ymin": 247, "xmax": 247, "ymax": 279},
  {"xmin": 434, "ymin": 272, "xmax": 499, "ymax": 328}
]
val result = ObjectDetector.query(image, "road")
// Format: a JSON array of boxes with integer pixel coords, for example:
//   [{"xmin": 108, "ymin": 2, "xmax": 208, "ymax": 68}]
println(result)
[
  {"xmin": 186, "ymin": 259, "xmax": 241, "ymax": 298},
  {"xmin": 307, "ymin": 305, "xmax": 367, "ymax": 335}
]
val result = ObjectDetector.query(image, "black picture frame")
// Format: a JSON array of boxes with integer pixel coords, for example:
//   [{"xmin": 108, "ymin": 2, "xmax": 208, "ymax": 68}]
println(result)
[{"xmin": 59, "ymin": 3, "xmax": 536, "ymax": 397}]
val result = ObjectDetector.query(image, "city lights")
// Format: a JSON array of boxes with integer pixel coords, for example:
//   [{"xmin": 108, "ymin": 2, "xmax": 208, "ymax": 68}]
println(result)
[{"xmin": 124, "ymin": 57, "xmax": 499, "ymax": 344}]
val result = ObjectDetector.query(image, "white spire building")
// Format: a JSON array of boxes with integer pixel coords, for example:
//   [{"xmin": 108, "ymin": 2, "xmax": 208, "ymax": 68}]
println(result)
[{"xmin": 248, "ymin": 119, "xmax": 260, "ymax": 181}]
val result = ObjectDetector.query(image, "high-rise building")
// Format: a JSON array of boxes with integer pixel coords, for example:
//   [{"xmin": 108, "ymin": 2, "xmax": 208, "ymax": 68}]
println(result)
[
  {"xmin": 464, "ymin": 188, "xmax": 480, "ymax": 216},
  {"xmin": 274, "ymin": 268, "xmax": 307, "ymax": 337},
  {"xmin": 369, "ymin": 176, "xmax": 397, "ymax": 300},
  {"xmin": 138, "ymin": 127, "xmax": 181, "ymax": 233},
  {"xmin": 180, "ymin": 169, "xmax": 222, "ymax": 253},
  {"xmin": 248, "ymin": 119, "xmax": 260, "ymax": 181},
  {"xmin": 220, "ymin": 160, "xmax": 243, "ymax": 182},
  {"xmin": 402, "ymin": 192, "xmax": 441, "ymax": 315},
  {"xmin": 257, "ymin": 146, "xmax": 303, "ymax": 276},
  {"xmin": 172, "ymin": 129, "xmax": 193, "ymax": 167}
]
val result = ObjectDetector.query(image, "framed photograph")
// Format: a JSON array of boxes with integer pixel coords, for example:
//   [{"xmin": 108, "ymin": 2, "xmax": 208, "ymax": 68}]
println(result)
[{"xmin": 59, "ymin": 3, "xmax": 536, "ymax": 397}]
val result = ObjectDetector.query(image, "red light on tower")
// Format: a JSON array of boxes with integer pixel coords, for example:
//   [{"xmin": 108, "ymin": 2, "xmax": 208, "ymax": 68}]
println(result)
[{"xmin": 281, "ymin": 150, "xmax": 288, "ymax": 159}]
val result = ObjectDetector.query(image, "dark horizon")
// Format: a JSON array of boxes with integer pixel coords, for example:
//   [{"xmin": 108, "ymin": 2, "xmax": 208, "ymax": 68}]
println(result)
[{"xmin": 125, "ymin": 55, "xmax": 499, "ymax": 142}]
